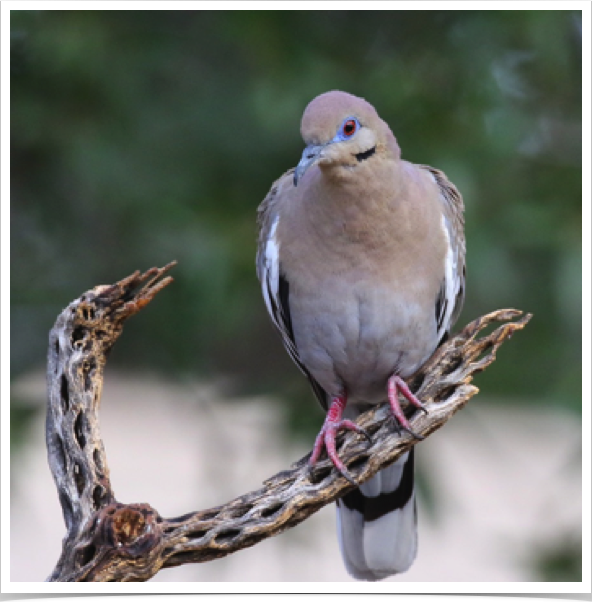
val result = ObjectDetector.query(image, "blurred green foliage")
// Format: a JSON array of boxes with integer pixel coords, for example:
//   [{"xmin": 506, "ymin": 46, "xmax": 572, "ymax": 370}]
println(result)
[
  {"xmin": 11, "ymin": 10, "xmax": 581, "ymax": 412},
  {"xmin": 531, "ymin": 536, "xmax": 583, "ymax": 582}
]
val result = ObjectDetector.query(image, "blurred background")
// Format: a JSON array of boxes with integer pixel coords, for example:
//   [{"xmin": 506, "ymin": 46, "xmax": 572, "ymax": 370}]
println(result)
[{"xmin": 10, "ymin": 10, "xmax": 582, "ymax": 582}]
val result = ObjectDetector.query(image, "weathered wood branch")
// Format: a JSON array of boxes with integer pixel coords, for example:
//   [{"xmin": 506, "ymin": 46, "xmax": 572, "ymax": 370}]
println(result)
[{"xmin": 45, "ymin": 263, "xmax": 532, "ymax": 582}]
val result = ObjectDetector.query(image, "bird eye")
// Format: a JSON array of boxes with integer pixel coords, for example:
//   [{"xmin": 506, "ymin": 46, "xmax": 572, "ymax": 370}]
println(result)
[{"xmin": 342, "ymin": 118, "xmax": 358, "ymax": 137}]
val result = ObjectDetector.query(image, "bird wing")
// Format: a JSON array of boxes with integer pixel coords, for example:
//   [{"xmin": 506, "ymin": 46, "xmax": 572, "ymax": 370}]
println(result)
[
  {"xmin": 256, "ymin": 168, "xmax": 329, "ymax": 409},
  {"xmin": 420, "ymin": 165, "xmax": 467, "ymax": 344}
]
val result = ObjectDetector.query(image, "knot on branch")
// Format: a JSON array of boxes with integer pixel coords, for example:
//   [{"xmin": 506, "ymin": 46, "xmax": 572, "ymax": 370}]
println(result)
[{"xmin": 93, "ymin": 503, "xmax": 163, "ymax": 557}]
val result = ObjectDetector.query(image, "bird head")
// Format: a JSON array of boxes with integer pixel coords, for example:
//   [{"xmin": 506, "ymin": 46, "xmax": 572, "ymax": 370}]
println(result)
[{"xmin": 293, "ymin": 90, "xmax": 400, "ymax": 187}]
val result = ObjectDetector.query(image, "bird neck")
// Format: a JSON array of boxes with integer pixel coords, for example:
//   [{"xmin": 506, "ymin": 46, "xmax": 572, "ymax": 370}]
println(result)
[{"xmin": 303, "ymin": 158, "xmax": 407, "ymax": 250}]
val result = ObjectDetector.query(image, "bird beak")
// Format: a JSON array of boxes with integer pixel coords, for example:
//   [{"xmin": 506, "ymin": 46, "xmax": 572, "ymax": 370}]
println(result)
[{"xmin": 294, "ymin": 143, "xmax": 325, "ymax": 187}]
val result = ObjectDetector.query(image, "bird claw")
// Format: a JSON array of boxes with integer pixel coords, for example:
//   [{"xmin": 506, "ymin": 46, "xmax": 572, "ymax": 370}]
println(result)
[
  {"xmin": 308, "ymin": 378, "xmax": 426, "ymax": 483},
  {"xmin": 388, "ymin": 415, "xmax": 424, "ymax": 439},
  {"xmin": 338, "ymin": 467, "xmax": 359, "ymax": 486},
  {"xmin": 308, "ymin": 397, "xmax": 371, "ymax": 485},
  {"xmin": 387, "ymin": 374, "xmax": 428, "ymax": 438},
  {"xmin": 308, "ymin": 461, "xmax": 358, "ymax": 486}
]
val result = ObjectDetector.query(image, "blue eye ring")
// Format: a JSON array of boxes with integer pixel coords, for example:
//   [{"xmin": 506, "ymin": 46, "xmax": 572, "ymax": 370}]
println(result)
[{"xmin": 338, "ymin": 117, "xmax": 360, "ymax": 140}]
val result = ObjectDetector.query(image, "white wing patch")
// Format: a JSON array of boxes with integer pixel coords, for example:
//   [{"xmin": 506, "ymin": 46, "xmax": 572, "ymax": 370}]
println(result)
[
  {"xmin": 261, "ymin": 216, "xmax": 280, "ymax": 325},
  {"xmin": 435, "ymin": 214, "xmax": 459, "ymax": 343},
  {"xmin": 260, "ymin": 215, "xmax": 307, "ymax": 374}
]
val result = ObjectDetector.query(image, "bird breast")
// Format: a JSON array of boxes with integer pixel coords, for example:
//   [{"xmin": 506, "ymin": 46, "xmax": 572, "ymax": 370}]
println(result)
[{"xmin": 287, "ymin": 260, "xmax": 439, "ymax": 405}]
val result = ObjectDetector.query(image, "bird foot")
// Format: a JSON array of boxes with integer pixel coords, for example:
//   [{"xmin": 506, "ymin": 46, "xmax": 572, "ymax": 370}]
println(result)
[
  {"xmin": 308, "ymin": 395, "xmax": 371, "ymax": 485},
  {"xmin": 387, "ymin": 375, "xmax": 427, "ymax": 440}
]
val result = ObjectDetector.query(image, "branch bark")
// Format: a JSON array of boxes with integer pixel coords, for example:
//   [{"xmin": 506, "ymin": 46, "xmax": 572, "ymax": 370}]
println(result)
[{"xmin": 45, "ymin": 263, "xmax": 532, "ymax": 582}]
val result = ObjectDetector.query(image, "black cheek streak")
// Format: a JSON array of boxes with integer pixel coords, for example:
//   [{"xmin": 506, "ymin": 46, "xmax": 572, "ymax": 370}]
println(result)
[{"xmin": 355, "ymin": 146, "xmax": 377, "ymax": 162}]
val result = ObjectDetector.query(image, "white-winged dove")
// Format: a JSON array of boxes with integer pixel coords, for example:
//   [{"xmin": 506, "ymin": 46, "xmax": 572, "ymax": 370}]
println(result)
[{"xmin": 256, "ymin": 91, "xmax": 466, "ymax": 581}]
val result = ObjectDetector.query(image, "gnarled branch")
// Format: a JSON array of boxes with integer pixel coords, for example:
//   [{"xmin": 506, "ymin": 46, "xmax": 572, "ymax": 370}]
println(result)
[{"xmin": 45, "ymin": 263, "xmax": 532, "ymax": 581}]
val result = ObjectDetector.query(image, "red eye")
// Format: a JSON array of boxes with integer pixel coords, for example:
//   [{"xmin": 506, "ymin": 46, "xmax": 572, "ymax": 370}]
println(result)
[{"xmin": 343, "ymin": 119, "xmax": 357, "ymax": 137}]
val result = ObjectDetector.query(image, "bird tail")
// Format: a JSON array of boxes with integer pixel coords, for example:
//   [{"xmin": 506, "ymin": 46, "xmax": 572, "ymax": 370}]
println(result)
[{"xmin": 336, "ymin": 449, "xmax": 417, "ymax": 581}]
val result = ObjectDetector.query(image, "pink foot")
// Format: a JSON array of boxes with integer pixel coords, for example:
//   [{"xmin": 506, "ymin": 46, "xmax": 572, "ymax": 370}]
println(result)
[
  {"xmin": 309, "ymin": 395, "xmax": 370, "ymax": 485},
  {"xmin": 387, "ymin": 375, "xmax": 428, "ymax": 439}
]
